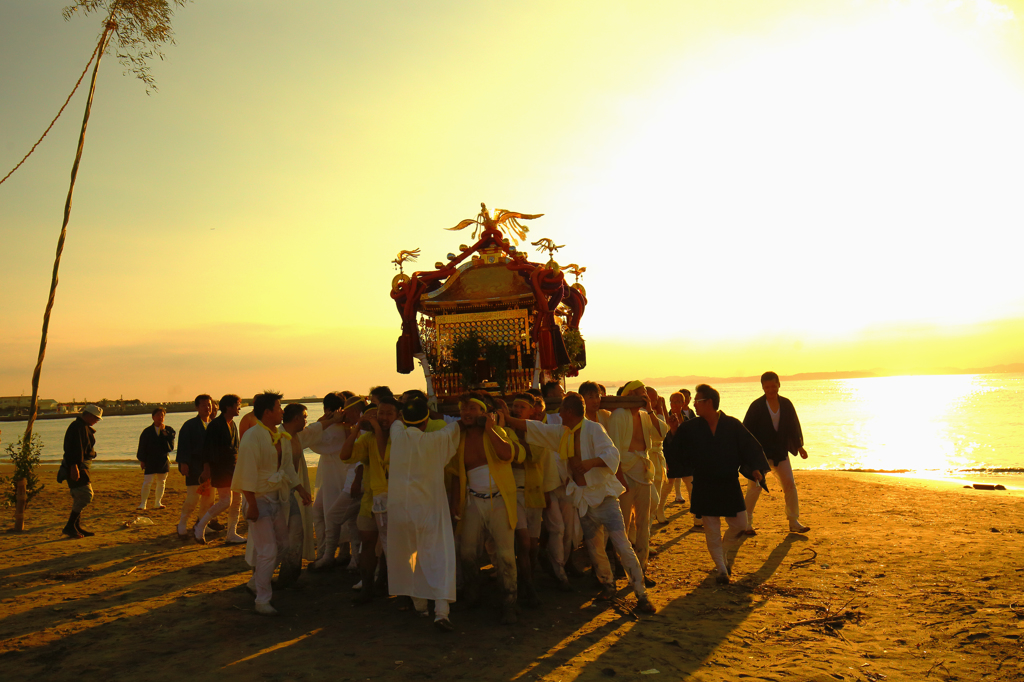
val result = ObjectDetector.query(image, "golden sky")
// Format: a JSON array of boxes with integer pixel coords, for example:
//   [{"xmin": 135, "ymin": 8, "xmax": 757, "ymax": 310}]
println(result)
[{"xmin": 2, "ymin": 0, "xmax": 1024, "ymax": 401}]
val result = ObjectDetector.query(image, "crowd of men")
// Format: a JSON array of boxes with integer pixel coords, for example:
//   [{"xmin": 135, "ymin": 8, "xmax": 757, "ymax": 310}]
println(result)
[{"xmin": 58, "ymin": 373, "xmax": 811, "ymax": 629}]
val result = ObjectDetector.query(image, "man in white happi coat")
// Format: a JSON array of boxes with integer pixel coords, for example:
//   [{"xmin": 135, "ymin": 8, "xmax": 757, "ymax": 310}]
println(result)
[
  {"xmin": 309, "ymin": 392, "xmax": 361, "ymax": 569},
  {"xmin": 605, "ymin": 380, "xmax": 667, "ymax": 585},
  {"xmin": 386, "ymin": 399, "xmax": 463, "ymax": 632},
  {"xmin": 233, "ymin": 392, "xmax": 312, "ymax": 616},
  {"xmin": 500, "ymin": 393, "xmax": 656, "ymax": 614},
  {"xmin": 276, "ymin": 402, "xmax": 343, "ymax": 587}
]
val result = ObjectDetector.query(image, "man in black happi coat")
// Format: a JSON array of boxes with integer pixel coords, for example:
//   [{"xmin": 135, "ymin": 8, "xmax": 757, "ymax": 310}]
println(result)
[
  {"xmin": 665, "ymin": 384, "xmax": 769, "ymax": 584},
  {"xmin": 137, "ymin": 406, "xmax": 176, "ymax": 510},
  {"xmin": 742, "ymin": 371, "xmax": 811, "ymax": 535}
]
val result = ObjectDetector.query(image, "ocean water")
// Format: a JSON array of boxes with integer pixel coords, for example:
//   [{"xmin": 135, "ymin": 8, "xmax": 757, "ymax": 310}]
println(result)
[
  {"xmin": 5, "ymin": 374, "xmax": 1023, "ymax": 486},
  {"xmin": 648, "ymin": 373, "xmax": 1024, "ymax": 488}
]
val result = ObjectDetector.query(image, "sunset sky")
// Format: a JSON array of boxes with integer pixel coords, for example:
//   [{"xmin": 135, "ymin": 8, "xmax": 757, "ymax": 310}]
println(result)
[{"xmin": 2, "ymin": 0, "xmax": 1024, "ymax": 402}]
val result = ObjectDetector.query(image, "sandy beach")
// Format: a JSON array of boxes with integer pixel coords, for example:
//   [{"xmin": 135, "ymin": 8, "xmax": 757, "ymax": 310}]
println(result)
[{"xmin": 0, "ymin": 467, "xmax": 1021, "ymax": 681}]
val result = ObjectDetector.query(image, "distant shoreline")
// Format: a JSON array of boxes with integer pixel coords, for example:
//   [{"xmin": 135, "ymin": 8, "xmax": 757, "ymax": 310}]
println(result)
[
  {"xmin": 0, "ymin": 397, "xmax": 319, "ymax": 423},
  {"xmin": 576, "ymin": 366, "xmax": 1024, "ymax": 390}
]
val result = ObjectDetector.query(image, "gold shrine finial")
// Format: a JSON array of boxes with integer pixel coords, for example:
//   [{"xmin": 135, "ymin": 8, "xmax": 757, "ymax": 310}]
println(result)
[
  {"xmin": 561, "ymin": 263, "xmax": 586, "ymax": 282},
  {"xmin": 447, "ymin": 202, "xmax": 544, "ymax": 244},
  {"xmin": 392, "ymin": 248, "xmax": 420, "ymax": 274},
  {"xmin": 531, "ymin": 238, "xmax": 564, "ymax": 262}
]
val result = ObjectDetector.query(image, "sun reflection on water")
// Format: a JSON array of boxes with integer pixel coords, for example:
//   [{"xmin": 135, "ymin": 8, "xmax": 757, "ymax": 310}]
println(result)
[
  {"xmin": 685, "ymin": 373, "xmax": 1023, "ymax": 478},
  {"xmin": 806, "ymin": 372, "xmax": 1015, "ymax": 473},
  {"xmin": 827, "ymin": 374, "xmax": 982, "ymax": 473}
]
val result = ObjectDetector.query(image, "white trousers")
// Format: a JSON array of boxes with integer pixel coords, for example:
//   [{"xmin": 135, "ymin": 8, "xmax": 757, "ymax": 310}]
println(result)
[
  {"xmin": 139, "ymin": 473, "xmax": 168, "ymax": 509},
  {"xmin": 177, "ymin": 484, "xmax": 214, "ymax": 535},
  {"xmin": 702, "ymin": 513, "xmax": 747, "ymax": 575},
  {"xmin": 580, "ymin": 497, "xmax": 646, "ymax": 598},
  {"xmin": 743, "ymin": 457, "xmax": 801, "ymax": 529},
  {"xmin": 657, "ymin": 477, "xmax": 674, "ymax": 518},
  {"xmin": 248, "ymin": 496, "xmax": 288, "ymax": 605},
  {"xmin": 543, "ymin": 485, "xmax": 580, "ymax": 581},
  {"xmin": 314, "ymin": 489, "xmax": 360, "ymax": 560},
  {"xmin": 649, "ymin": 453, "xmax": 666, "ymax": 521},
  {"xmin": 199, "ymin": 487, "xmax": 242, "ymax": 538},
  {"xmin": 618, "ymin": 480, "xmax": 652, "ymax": 570}
]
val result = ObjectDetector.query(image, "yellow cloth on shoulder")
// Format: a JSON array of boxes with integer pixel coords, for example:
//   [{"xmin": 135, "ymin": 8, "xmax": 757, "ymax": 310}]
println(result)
[
  {"xmin": 256, "ymin": 420, "xmax": 291, "ymax": 445},
  {"xmin": 446, "ymin": 424, "xmax": 517, "ymax": 531}
]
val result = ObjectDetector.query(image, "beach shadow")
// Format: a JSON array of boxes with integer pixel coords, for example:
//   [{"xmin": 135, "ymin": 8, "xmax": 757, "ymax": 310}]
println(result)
[
  {"xmin": 0, "ymin": 530, "xmax": 212, "ymax": 595},
  {"xmin": 523, "ymin": 534, "xmax": 803, "ymax": 681},
  {"xmin": 0, "ymin": 552, "xmax": 246, "ymax": 641}
]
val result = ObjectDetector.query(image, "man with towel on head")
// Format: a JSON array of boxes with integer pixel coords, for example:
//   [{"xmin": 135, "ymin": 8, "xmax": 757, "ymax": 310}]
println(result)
[
  {"xmin": 386, "ymin": 398, "xmax": 463, "ymax": 631},
  {"xmin": 445, "ymin": 391, "xmax": 518, "ymax": 624},
  {"xmin": 500, "ymin": 393, "xmax": 656, "ymax": 614},
  {"xmin": 605, "ymin": 380, "xmax": 668, "ymax": 586}
]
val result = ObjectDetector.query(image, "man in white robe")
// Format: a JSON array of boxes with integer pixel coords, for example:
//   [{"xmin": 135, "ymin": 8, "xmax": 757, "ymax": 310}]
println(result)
[{"xmin": 386, "ymin": 399, "xmax": 462, "ymax": 631}]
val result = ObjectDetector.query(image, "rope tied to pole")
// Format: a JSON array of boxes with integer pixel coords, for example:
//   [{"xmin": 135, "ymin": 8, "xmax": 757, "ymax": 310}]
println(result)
[{"xmin": 0, "ymin": 35, "xmax": 106, "ymax": 187}]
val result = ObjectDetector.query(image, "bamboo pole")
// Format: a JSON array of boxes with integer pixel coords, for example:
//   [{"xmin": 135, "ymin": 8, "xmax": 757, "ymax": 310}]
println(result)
[
  {"xmin": 22, "ymin": 24, "xmax": 113, "ymax": 454},
  {"xmin": 14, "ymin": 479, "xmax": 27, "ymax": 532}
]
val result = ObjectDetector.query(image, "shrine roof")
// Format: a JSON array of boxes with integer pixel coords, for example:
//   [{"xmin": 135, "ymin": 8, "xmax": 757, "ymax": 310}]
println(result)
[{"xmin": 419, "ymin": 253, "xmax": 535, "ymax": 314}]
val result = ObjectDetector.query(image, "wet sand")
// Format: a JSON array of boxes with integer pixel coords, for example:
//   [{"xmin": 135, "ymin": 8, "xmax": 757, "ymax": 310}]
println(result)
[{"xmin": 1, "ymin": 467, "xmax": 1022, "ymax": 681}]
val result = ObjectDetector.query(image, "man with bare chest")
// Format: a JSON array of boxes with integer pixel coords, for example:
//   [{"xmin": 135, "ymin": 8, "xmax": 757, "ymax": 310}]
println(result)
[
  {"xmin": 446, "ymin": 392, "xmax": 517, "ymax": 624},
  {"xmin": 606, "ymin": 381, "xmax": 668, "ymax": 585}
]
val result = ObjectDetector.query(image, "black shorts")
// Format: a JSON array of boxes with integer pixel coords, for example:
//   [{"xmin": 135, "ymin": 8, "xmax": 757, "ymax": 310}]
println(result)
[
  {"xmin": 210, "ymin": 463, "xmax": 234, "ymax": 489},
  {"xmin": 184, "ymin": 466, "xmax": 203, "ymax": 487}
]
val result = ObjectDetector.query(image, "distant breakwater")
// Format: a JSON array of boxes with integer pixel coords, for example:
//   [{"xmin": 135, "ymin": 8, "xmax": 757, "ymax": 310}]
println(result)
[{"xmin": 0, "ymin": 398, "xmax": 318, "ymax": 423}]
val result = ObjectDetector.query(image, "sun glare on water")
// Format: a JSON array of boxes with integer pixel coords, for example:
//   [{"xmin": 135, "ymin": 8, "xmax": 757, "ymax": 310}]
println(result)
[{"xmin": 815, "ymin": 374, "xmax": 987, "ymax": 474}]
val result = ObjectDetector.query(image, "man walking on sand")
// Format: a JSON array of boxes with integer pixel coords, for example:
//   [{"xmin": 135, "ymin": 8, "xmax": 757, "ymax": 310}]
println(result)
[
  {"xmin": 59, "ymin": 404, "xmax": 103, "ymax": 538},
  {"xmin": 196, "ymin": 394, "xmax": 245, "ymax": 544},
  {"xmin": 665, "ymin": 384, "xmax": 769, "ymax": 584},
  {"xmin": 742, "ymin": 372, "xmax": 811, "ymax": 535},
  {"xmin": 235, "ymin": 392, "xmax": 308, "ymax": 615},
  {"xmin": 175, "ymin": 394, "xmax": 215, "ymax": 538},
  {"xmin": 137, "ymin": 406, "xmax": 175, "ymax": 510}
]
